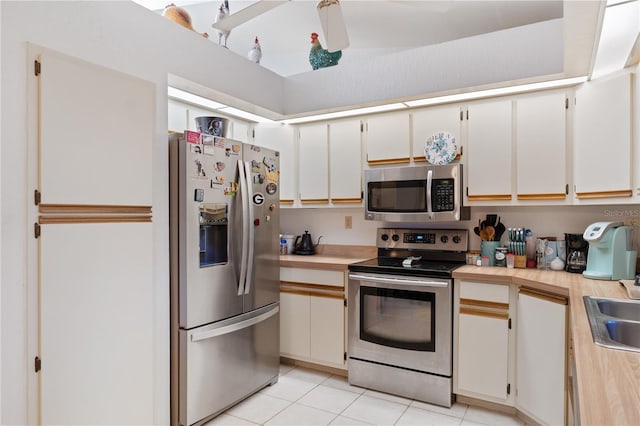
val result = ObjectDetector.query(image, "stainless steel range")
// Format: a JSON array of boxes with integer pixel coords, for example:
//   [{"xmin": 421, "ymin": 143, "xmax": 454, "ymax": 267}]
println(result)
[{"xmin": 347, "ymin": 228, "xmax": 468, "ymax": 407}]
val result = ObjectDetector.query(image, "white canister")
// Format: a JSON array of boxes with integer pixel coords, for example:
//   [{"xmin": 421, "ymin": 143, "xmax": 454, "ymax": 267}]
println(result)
[{"xmin": 282, "ymin": 234, "xmax": 295, "ymax": 255}]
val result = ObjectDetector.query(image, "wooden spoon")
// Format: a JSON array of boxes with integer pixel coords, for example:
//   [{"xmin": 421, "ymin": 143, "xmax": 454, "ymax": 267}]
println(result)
[{"xmin": 485, "ymin": 225, "xmax": 496, "ymax": 241}]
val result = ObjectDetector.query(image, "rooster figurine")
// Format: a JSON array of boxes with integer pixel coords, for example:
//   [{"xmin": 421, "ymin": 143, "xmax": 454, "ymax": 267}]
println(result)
[
  {"xmin": 309, "ymin": 32, "xmax": 341, "ymax": 70},
  {"xmin": 248, "ymin": 36, "xmax": 262, "ymax": 64},
  {"xmin": 163, "ymin": 3, "xmax": 208, "ymax": 38},
  {"xmin": 213, "ymin": 1, "xmax": 230, "ymax": 47}
]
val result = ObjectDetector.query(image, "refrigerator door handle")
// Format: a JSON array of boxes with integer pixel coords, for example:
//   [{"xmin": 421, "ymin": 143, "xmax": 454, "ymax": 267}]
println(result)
[
  {"xmin": 237, "ymin": 159, "xmax": 250, "ymax": 296},
  {"xmin": 243, "ymin": 160, "xmax": 255, "ymax": 295},
  {"xmin": 190, "ymin": 305, "xmax": 279, "ymax": 342}
]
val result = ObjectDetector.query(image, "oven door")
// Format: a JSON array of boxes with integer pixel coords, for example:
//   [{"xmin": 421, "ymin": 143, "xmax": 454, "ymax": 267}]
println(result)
[{"xmin": 348, "ymin": 272, "xmax": 452, "ymax": 376}]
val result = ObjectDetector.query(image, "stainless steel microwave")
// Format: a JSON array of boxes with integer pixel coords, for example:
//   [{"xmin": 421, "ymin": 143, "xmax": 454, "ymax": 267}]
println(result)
[{"xmin": 364, "ymin": 164, "xmax": 470, "ymax": 222}]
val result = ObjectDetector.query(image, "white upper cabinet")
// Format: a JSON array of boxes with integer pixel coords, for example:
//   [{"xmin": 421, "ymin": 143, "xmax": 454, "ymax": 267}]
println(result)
[
  {"xmin": 329, "ymin": 119, "xmax": 362, "ymax": 203},
  {"xmin": 364, "ymin": 112, "xmax": 411, "ymax": 165},
  {"xmin": 298, "ymin": 124, "xmax": 329, "ymax": 203},
  {"xmin": 168, "ymin": 99, "xmax": 188, "ymax": 132},
  {"xmin": 574, "ymin": 73, "xmax": 633, "ymax": 200},
  {"xmin": 39, "ymin": 49, "xmax": 153, "ymax": 206},
  {"xmin": 253, "ymin": 124, "xmax": 296, "ymax": 203},
  {"xmin": 412, "ymin": 105, "xmax": 462, "ymax": 163},
  {"xmin": 465, "ymin": 99, "xmax": 513, "ymax": 202},
  {"xmin": 516, "ymin": 92, "xmax": 568, "ymax": 201},
  {"xmin": 230, "ymin": 120, "xmax": 250, "ymax": 142}
]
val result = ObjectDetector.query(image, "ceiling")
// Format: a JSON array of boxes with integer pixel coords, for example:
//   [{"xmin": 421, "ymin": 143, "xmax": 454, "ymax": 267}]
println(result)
[{"xmin": 136, "ymin": 0, "xmax": 565, "ymax": 76}]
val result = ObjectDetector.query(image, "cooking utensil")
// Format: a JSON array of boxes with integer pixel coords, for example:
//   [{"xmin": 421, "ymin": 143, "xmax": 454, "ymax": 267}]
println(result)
[
  {"xmin": 494, "ymin": 217, "xmax": 506, "ymax": 241},
  {"xmin": 485, "ymin": 225, "xmax": 495, "ymax": 242}
]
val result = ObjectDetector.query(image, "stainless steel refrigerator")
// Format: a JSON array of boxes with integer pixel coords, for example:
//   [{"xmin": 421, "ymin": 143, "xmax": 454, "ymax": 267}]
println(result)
[{"xmin": 169, "ymin": 131, "xmax": 280, "ymax": 426}]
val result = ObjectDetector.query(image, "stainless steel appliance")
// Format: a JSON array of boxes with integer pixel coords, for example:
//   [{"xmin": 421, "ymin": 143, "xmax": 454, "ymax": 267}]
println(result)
[
  {"xmin": 364, "ymin": 164, "xmax": 470, "ymax": 222},
  {"xmin": 347, "ymin": 228, "xmax": 468, "ymax": 407},
  {"xmin": 170, "ymin": 131, "xmax": 281, "ymax": 426}
]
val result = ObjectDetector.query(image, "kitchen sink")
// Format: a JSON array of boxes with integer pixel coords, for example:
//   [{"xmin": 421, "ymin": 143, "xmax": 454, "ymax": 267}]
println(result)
[
  {"xmin": 583, "ymin": 296, "xmax": 640, "ymax": 353},
  {"xmin": 596, "ymin": 299, "xmax": 640, "ymax": 322},
  {"xmin": 605, "ymin": 320, "xmax": 640, "ymax": 348}
]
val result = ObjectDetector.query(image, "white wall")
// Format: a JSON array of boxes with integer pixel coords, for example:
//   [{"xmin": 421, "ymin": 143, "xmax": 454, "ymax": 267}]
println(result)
[
  {"xmin": 0, "ymin": 1, "xmax": 282, "ymax": 424},
  {"xmin": 283, "ymin": 204, "xmax": 640, "ymax": 252}
]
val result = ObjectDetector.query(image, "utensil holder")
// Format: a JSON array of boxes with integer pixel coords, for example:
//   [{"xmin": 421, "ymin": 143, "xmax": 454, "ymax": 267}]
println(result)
[
  {"xmin": 515, "ymin": 255, "xmax": 526, "ymax": 269},
  {"xmin": 480, "ymin": 241, "xmax": 500, "ymax": 266}
]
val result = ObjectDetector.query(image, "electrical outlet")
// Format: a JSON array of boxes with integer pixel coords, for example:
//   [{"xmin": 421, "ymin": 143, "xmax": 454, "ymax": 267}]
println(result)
[{"xmin": 345, "ymin": 215, "xmax": 352, "ymax": 229}]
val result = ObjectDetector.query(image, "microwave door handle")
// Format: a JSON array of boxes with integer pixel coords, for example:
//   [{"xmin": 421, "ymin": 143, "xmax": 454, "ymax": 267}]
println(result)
[
  {"xmin": 237, "ymin": 159, "xmax": 249, "ymax": 296},
  {"xmin": 243, "ymin": 160, "xmax": 255, "ymax": 295},
  {"xmin": 426, "ymin": 169, "xmax": 433, "ymax": 218}
]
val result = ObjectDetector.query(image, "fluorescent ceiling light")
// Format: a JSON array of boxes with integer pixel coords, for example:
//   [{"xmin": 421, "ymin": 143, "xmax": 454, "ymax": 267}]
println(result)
[
  {"xmin": 168, "ymin": 87, "xmax": 226, "ymax": 109},
  {"xmin": 281, "ymin": 103, "xmax": 407, "ymax": 124},
  {"xmin": 404, "ymin": 77, "xmax": 588, "ymax": 107},
  {"xmin": 168, "ymin": 86, "xmax": 274, "ymax": 123},
  {"xmin": 218, "ymin": 106, "xmax": 275, "ymax": 123}
]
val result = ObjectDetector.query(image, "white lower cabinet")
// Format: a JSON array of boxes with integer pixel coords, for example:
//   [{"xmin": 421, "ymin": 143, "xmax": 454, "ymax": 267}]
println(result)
[
  {"xmin": 454, "ymin": 280, "xmax": 514, "ymax": 405},
  {"xmin": 516, "ymin": 288, "xmax": 567, "ymax": 426},
  {"xmin": 279, "ymin": 267, "xmax": 346, "ymax": 369}
]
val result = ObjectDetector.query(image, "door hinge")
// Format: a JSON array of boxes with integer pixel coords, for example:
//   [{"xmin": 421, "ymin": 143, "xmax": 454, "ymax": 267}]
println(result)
[
  {"xmin": 565, "ymin": 98, "xmax": 569, "ymax": 109},
  {"xmin": 34, "ymin": 189, "xmax": 41, "ymax": 206},
  {"xmin": 35, "ymin": 356, "xmax": 41, "ymax": 373},
  {"xmin": 34, "ymin": 223, "xmax": 41, "ymax": 239},
  {"xmin": 360, "ymin": 122, "xmax": 364, "ymax": 132},
  {"xmin": 344, "ymin": 352, "xmax": 347, "ymax": 361},
  {"xmin": 466, "ymin": 110, "xmax": 469, "ymax": 120},
  {"xmin": 566, "ymin": 184, "xmax": 569, "ymax": 195},
  {"xmin": 466, "ymin": 187, "xmax": 469, "ymax": 197},
  {"xmin": 252, "ymin": 129, "xmax": 255, "ymax": 139},
  {"xmin": 344, "ymin": 298, "xmax": 347, "ymax": 307},
  {"xmin": 460, "ymin": 110, "xmax": 463, "ymax": 121},
  {"xmin": 508, "ymin": 318, "xmax": 512, "ymax": 329},
  {"xmin": 34, "ymin": 60, "xmax": 41, "ymax": 76},
  {"xmin": 507, "ymin": 383, "xmax": 511, "ymax": 395}
]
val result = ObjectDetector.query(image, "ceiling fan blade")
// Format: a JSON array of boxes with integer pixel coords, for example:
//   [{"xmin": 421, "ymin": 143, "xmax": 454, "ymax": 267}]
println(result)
[{"xmin": 212, "ymin": 0, "xmax": 288, "ymax": 32}]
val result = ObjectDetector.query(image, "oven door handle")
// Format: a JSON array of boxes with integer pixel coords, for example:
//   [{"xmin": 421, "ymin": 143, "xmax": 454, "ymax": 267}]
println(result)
[{"xmin": 348, "ymin": 273, "xmax": 449, "ymax": 288}]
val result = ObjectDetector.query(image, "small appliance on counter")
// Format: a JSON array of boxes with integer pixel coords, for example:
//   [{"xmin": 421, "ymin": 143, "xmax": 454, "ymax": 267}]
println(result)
[
  {"xmin": 565, "ymin": 233, "xmax": 589, "ymax": 273},
  {"xmin": 294, "ymin": 230, "xmax": 321, "ymax": 255},
  {"xmin": 583, "ymin": 221, "xmax": 638, "ymax": 280}
]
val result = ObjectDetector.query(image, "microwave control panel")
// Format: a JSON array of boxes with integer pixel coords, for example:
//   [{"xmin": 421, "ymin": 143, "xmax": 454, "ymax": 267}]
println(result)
[{"xmin": 432, "ymin": 178, "xmax": 455, "ymax": 212}]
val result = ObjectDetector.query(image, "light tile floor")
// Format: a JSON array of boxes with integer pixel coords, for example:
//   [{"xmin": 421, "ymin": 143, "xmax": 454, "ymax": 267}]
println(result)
[{"xmin": 206, "ymin": 364, "xmax": 525, "ymax": 426}]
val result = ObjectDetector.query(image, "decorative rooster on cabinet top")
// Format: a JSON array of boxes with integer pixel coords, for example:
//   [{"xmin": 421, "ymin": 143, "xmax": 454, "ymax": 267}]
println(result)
[
  {"xmin": 248, "ymin": 36, "xmax": 262, "ymax": 64},
  {"xmin": 309, "ymin": 32, "xmax": 342, "ymax": 70},
  {"xmin": 213, "ymin": 0, "xmax": 231, "ymax": 47}
]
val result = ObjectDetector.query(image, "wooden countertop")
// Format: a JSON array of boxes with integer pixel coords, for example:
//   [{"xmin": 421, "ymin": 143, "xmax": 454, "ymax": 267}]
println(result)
[
  {"xmin": 454, "ymin": 265, "xmax": 640, "ymax": 425},
  {"xmin": 279, "ymin": 244, "xmax": 376, "ymax": 271}
]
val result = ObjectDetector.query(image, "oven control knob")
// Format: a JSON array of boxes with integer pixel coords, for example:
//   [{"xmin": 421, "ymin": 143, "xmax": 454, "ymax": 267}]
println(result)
[
  {"xmin": 440, "ymin": 235, "xmax": 448, "ymax": 244},
  {"xmin": 381, "ymin": 233, "xmax": 389, "ymax": 241},
  {"xmin": 392, "ymin": 234, "xmax": 400, "ymax": 242},
  {"xmin": 453, "ymin": 235, "xmax": 461, "ymax": 244}
]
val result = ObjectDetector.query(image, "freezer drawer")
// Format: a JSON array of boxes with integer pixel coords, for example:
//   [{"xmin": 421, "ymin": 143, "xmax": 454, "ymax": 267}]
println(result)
[{"xmin": 179, "ymin": 303, "xmax": 280, "ymax": 426}]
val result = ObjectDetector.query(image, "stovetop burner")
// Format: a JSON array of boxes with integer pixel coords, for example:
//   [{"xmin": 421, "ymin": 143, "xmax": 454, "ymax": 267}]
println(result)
[
  {"xmin": 348, "ymin": 228, "xmax": 469, "ymax": 278},
  {"xmin": 349, "ymin": 256, "xmax": 464, "ymax": 278}
]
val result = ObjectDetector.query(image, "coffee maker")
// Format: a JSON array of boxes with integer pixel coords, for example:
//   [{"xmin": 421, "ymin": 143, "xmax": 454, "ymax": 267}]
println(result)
[
  {"xmin": 565, "ymin": 233, "xmax": 589, "ymax": 273},
  {"xmin": 583, "ymin": 221, "xmax": 638, "ymax": 280}
]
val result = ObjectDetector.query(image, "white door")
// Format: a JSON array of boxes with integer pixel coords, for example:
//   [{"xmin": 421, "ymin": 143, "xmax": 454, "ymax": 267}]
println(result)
[
  {"xmin": 40, "ymin": 223, "xmax": 154, "ymax": 424},
  {"xmin": 253, "ymin": 124, "xmax": 296, "ymax": 203},
  {"xmin": 516, "ymin": 290, "xmax": 567, "ymax": 426},
  {"xmin": 329, "ymin": 119, "xmax": 362, "ymax": 203},
  {"xmin": 466, "ymin": 99, "xmax": 513, "ymax": 202},
  {"xmin": 516, "ymin": 92, "xmax": 567, "ymax": 200},
  {"xmin": 298, "ymin": 124, "xmax": 329, "ymax": 204},
  {"xmin": 574, "ymin": 73, "xmax": 633, "ymax": 199},
  {"xmin": 365, "ymin": 112, "xmax": 411, "ymax": 165},
  {"xmin": 35, "ymin": 48, "xmax": 154, "ymax": 424}
]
